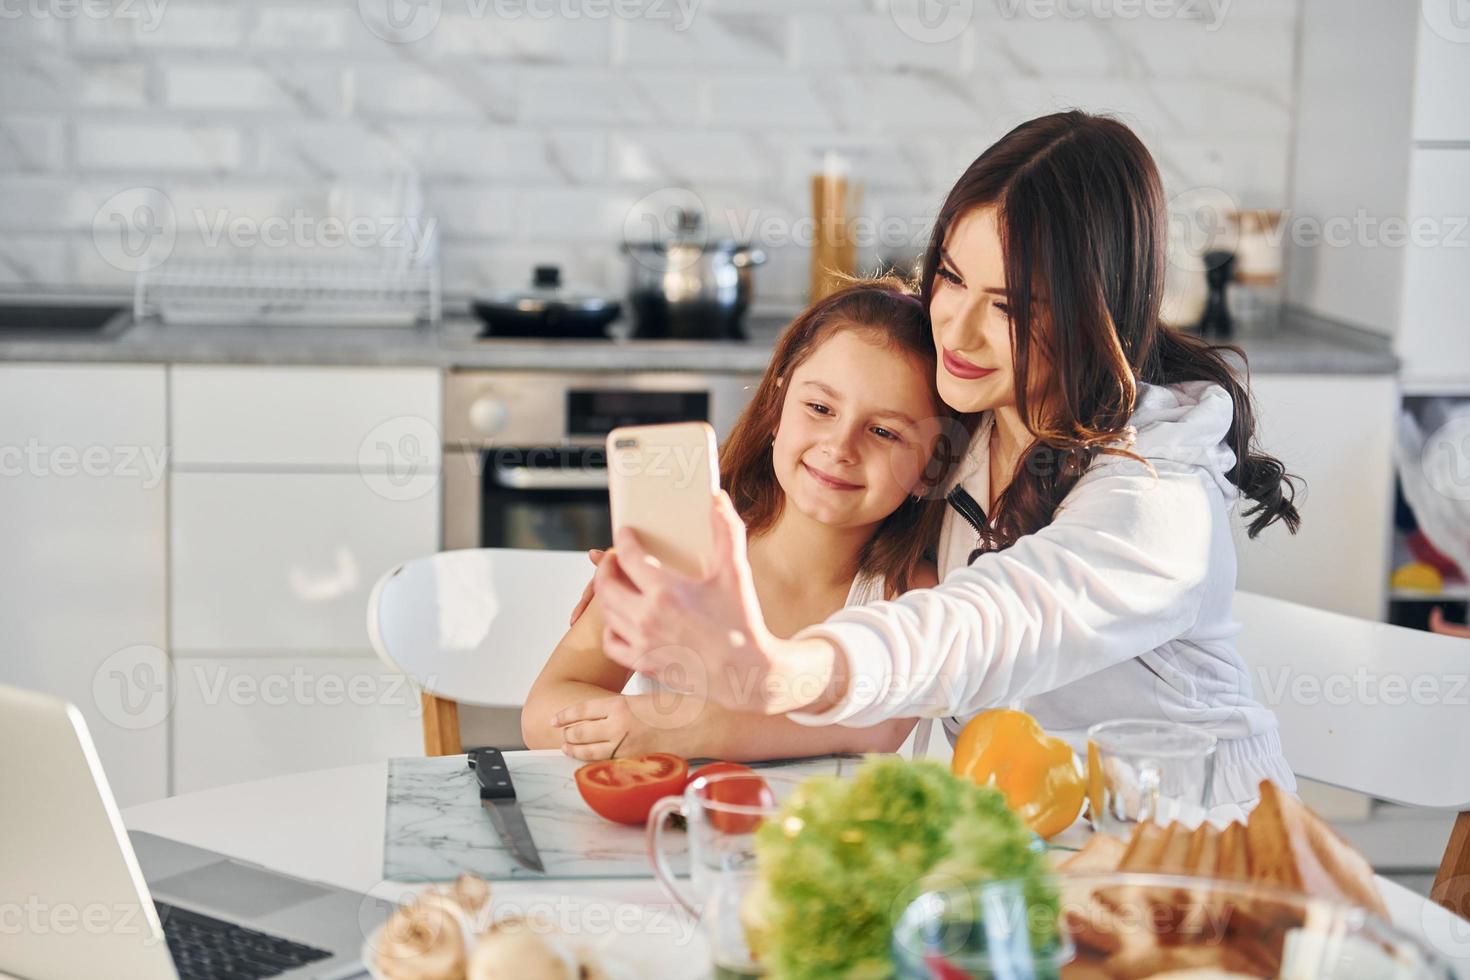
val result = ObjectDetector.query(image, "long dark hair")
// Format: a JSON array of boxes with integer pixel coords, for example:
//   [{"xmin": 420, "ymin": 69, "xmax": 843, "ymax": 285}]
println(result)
[
  {"xmin": 720, "ymin": 277, "xmax": 955, "ymax": 595},
  {"xmin": 919, "ymin": 111, "xmax": 1301, "ymax": 550}
]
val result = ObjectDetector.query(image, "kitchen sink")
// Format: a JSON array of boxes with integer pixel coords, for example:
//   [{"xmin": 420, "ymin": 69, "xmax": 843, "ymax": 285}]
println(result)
[{"xmin": 0, "ymin": 300, "xmax": 132, "ymax": 339}]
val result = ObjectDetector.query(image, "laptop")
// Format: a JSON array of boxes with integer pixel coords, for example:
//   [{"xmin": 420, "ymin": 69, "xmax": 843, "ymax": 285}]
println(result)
[{"xmin": 0, "ymin": 683, "xmax": 390, "ymax": 980}]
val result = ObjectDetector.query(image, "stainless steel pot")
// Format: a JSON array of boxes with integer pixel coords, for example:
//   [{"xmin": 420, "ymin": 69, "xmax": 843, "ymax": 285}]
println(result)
[{"xmin": 620, "ymin": 208, "xmax": 766, "ymax": 340}]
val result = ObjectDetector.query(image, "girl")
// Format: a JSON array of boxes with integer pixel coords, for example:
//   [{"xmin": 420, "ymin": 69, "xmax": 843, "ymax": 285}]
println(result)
[
  {"xmin": 590, "ymin": 111, "xmax": 1302, "ymax": 807},
  {"xmin": 520, "ymin": 279, "xmax": 953, "ymax": 762}
]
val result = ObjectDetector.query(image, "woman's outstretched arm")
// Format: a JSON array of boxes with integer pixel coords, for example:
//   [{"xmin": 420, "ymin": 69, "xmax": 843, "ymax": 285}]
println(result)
[{"xmin": 595, "ymin": 467, "xmax": 1216, "ymax": 725}]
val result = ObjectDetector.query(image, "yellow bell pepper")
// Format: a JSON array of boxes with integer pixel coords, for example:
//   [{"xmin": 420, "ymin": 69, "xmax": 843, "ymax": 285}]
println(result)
[{"xmin": 951, "ymin": 709, "xmax": 1085, "ymax": 840}]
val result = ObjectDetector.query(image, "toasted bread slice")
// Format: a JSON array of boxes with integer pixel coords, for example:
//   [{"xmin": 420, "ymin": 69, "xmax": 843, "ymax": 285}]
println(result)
[
  {"xmin": 1058, "ymin": 832, "xmax": 1129, "ymax": 874},
  {"xmin": 1155, "ymin": 821, "xmax": 1194, "ymax": 875},
  {"xmin": 1119, "ymin": 820, "xmax": 1172, "ymax": 872},
  {"xmin": 1245, "ymin": 780, "xmax": 1388, "ymax": 918},
  {"xmin": 1190, "ymin": 823, "xmax": 1222, "ymax": 875},
  {"xmin": 1216, "ymin": 821, "xmax": 1251, "ymax": 881}
]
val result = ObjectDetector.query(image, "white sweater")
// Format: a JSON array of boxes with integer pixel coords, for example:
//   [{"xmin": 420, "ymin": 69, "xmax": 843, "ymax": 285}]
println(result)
[{"xmin": 789, "ymin": 380, "xmax": 1296, "ymax": 807}]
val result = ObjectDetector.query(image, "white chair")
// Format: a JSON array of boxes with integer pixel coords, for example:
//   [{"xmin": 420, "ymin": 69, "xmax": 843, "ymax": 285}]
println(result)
[
  {"xmin": 1233, "ymin": 590, "xmax": 1470, "ymax": 919},
  {"xmin": 367, "ymin": 548, "xmax": 591, "ymax": 756}
]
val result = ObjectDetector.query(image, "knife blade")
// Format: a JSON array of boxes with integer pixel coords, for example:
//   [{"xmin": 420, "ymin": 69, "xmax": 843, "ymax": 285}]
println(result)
[{"xmin": 466, "ymin": 747, "xmax": 545, "ymax": 873}]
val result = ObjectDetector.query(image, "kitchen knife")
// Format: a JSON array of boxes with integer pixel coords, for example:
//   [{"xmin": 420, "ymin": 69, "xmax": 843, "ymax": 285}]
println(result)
[{"xmin": 466, "ymin": 747, "xmax": 546, "ymax": 874}]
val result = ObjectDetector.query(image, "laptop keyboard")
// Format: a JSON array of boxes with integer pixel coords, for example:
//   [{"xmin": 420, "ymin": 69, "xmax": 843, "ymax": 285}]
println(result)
[{"xmin": 156, "ymin": 901, "xmax": 333, "ymax": 979}]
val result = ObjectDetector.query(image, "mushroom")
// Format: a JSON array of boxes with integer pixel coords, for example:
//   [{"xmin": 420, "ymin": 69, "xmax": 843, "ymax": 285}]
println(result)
[{"xmin": 373, "ymin": 892, "xmax": 471, "ymax": 980}]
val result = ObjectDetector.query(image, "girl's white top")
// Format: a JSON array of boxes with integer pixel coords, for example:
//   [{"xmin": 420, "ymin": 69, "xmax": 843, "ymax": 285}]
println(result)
[{"xmin": 787, "ymin": 380, "xmax": 1297, "ymax": 808}]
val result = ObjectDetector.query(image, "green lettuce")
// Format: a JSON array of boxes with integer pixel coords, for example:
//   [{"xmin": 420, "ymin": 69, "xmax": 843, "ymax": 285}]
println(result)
[{"xmin": 749, "ymin": 756, "xmax": 1056, "ymax": 979}]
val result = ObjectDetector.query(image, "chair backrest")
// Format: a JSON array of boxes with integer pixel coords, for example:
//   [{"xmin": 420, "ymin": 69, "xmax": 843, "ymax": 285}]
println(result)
[
  {"xmin": 368, "ymin": 548, "xmax": 590, "ymax": 708},
  {"xmin": 1233, "ymin": 590, "xmax": 1470, "ymax": 810}
]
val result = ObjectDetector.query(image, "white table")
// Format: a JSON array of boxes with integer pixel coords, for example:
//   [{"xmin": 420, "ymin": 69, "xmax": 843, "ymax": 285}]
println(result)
[{"xmin": 123, "ymin": 752, "xmax": 1470, "ymax": 975}]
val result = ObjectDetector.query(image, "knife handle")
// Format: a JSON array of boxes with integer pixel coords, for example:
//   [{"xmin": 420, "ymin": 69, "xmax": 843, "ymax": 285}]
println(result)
[{"xmin": 467, "ymin": 747, "xmax": 516, "ymax": 801}]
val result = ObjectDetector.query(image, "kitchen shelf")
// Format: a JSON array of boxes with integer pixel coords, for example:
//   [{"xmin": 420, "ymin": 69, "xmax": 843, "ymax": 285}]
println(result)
[
  {"xmin": 1388, "ymin": 586, "xmax": 1470, "ymax": 602},
  {"xmin": 1387, "ymin": 529, "xmax": 1469, "ymax": 602},
  {"xmin": 1399, "ymin": 375, "xmax": 1470, "ymax": 398}
]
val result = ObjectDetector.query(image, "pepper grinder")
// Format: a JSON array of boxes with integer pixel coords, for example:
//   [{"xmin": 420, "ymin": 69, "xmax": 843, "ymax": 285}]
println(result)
[{"xmin": 1197, "ymin": 249, "xmax": 1236, "ymax": 339}]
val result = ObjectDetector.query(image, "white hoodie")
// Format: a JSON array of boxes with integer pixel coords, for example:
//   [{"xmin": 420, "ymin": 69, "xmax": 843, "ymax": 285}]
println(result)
[{"xmin": 788, "ymin": 380, "xmax": 1297, "ymax": 807}]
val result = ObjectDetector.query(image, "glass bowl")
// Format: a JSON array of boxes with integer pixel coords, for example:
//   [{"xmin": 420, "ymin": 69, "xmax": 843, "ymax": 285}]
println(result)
[{"xmin": 892, "ymin": 871, "xmax": 1459, "ymax": 979}]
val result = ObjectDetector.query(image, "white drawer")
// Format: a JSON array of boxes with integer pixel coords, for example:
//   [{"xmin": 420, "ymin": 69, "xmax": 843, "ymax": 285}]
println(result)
[
  {"xmin": 1399, "ymin": 149, "xmax": 1470, "ymax": 384},
  {"xmin": 171, "ymin": 472, "xmax": 438, "ymax": 651},
  {"xmin": 170, "ymin": 366, "xmax": 441, "ymax": 469},
  {"xmin": 0, "ymin": 363, "xmax": 166, "ymax": 451},
  {"xmin": 170, "ymin": 654, "xmax": 423, "ymax": 794}
]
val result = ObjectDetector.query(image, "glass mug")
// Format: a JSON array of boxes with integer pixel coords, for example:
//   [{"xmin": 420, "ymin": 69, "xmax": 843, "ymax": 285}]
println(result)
[
  {"xmin": 1087, "ymin": 719, "xmax": 1218, "ymax": 837},
  {"xmin": 647, "ymin": 771, "xmax": 794, "ymax": 978}
]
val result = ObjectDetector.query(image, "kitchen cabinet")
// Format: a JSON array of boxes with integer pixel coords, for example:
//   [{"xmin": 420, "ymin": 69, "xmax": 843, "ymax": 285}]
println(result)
[
  {"xmin": 170, "ymin": 654, "xmax": 423, "ymax": 794},
  {"xmin": 1233, "ymin": 374, "xmax": 1397, "ymax": 620},
  {"xmin": 1288, "ymin": 0, "xmax": 1470, "ymax": 386},
  {"xmin": 1397, "ymin": 149, "xmax": 1470, "ymax": 389},
  {"xmin": 1412, "ymin": 14, "xmax": 1470, "ymax": 143},
  {"xmin": 0, "ymin": 364, "xmax": 168, "ymax": 807},
  {"xmin": 171, "ymin": 365, "xmax": 442, "ymax": 469},
  {"xmin": 168, "ymin": 366, "xmax": 441, "ymax": 788},
  {"xmin": 1233, "ymin": 373, "xmax": 1399, "ymax": 823},
  {"xmin": 171, "ymin": 472, "xmax": 439, "ymax": 652}
]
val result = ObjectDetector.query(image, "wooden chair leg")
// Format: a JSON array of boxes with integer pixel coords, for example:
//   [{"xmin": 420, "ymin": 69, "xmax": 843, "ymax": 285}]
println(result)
[
  {"xmin": 421, "ymin": 693, "xmax": 462, "ymax": 757},
  {"xmin": 1431, "ymin": 810, "xmax": 1470, "ymax": 921}
]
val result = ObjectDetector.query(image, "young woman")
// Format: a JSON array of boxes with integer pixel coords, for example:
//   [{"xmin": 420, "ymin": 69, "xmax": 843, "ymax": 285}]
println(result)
[
  {"xmin": 520, "ymin": 280, "xmax": 954, "ymax": 762},
  {"xmin": 590, "ymin": 111, "xmax": 1302, "ymax": 807}
]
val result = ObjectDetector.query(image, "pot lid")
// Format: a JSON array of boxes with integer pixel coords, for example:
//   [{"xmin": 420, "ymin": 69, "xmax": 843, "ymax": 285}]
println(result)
[
  {"xmin": 475, "ymin": 265, "xmax": 618, "ymax": 314},
  {"xmin": 621, "ymin": 207, "xmax": 755, "ymax": 255}
]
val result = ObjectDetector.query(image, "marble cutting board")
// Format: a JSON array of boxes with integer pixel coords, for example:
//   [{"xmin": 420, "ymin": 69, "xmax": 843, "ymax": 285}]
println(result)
[{"xmin": 383, "ymin": 751, "xmax": 866, "ymax": 882}]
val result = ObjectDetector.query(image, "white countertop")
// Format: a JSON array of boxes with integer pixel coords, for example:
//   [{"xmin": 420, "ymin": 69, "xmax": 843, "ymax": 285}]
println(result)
[{"xmin": 120, "ymin": 752, "xmax": 1470, "ymax": 975}]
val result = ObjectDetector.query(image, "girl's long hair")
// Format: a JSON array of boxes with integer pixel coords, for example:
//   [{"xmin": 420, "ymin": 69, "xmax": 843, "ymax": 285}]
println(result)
[
  {"xmin": 919, "ymin": 110, "xmax": 1301, "ymax": 551},
  {"xmin": 720, "ymin": 278, "xmax": 955, "ymax": 595}
]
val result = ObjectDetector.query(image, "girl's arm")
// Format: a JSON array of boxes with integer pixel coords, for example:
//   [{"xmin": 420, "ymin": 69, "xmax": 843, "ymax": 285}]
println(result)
[
  {"xmin": 555, "ymin": 690, "xmax": 919, "ymax": 761},
  {"xmin": 520, "ymin": 596, "xmax": 632, "ymax": 749},
  {"xmin": 557, "ymin": 562, "xmax": 939, "ymax": 762},
  {"xmin": 671, "ymin": 700, "xmax": 917, "ymax": 761}
]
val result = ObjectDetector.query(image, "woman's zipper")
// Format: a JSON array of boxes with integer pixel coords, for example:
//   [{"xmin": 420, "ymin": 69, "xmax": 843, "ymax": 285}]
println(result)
[
  {"xmin": 946, "ymin": 486, "xmax": 991, "ymax": 565},
  {"xmin": 946, "ymin": 486, "xmax": 988, "ymax": 535}
]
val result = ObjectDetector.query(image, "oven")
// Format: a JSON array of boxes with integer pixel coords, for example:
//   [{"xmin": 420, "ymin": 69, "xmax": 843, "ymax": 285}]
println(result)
[{"xmin": 442, "ymin": 371, "xmax": 761, "ymax": 551}]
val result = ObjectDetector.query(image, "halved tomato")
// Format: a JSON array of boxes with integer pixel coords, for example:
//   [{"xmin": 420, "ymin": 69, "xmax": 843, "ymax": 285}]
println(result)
[
  {"xmin": 574, "ymin": 753, "xmax": 689, "ymax": 826},
  {"xmin": 687, "ymin": 761, "xmax": 775, "ymax": 834}
]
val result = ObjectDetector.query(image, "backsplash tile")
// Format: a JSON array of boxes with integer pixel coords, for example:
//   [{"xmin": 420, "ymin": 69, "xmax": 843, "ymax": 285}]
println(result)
[
  {"xmin": 0, "ymin": 117, "xmax": 67, "ymax": 173},
  {"xmin": 0, "ymin": 0, "xmax": 1299, "ymax": 309},
  {"xmin": 75, "ymin": 122, "xmax": 245, "ymax": 174}
]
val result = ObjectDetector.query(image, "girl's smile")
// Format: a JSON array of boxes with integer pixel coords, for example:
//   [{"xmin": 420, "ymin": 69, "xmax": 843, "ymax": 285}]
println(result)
[{"xmin": 801, "ymin": 460, "xmax": 864, "ymax": 491}]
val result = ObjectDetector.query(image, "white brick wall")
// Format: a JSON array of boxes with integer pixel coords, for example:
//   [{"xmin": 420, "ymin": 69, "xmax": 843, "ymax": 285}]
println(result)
[
  {"xmin": 0, "ymin": 118, "xmax": 67, "ymax": 172},
  {"xmin": 0, "ymin": 0, "xmax": 1300, "ymax": 304},
  {"xmin": 75, "ymin": 123, "xmax": 244, "ymax": 173}
]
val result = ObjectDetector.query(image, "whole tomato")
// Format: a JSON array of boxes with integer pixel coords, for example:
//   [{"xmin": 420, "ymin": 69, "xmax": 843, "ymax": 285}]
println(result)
[{"xmin": 687, "ymin": 761, "xmax": 775, "ymax": 834}]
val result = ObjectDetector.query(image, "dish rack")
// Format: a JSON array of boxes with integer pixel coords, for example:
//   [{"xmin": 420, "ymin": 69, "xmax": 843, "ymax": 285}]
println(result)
[
  {"xmin": 134, "ymin": 252, "xmax": 441, "ymax": 328},
  {"xmin": 134, "ymin": 174, "xmax": 441, "ymax": 328}
]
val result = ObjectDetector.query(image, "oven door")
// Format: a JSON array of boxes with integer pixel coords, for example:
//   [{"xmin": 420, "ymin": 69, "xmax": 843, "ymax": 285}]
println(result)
[{"xmin": 444, "ymin": 445, "xmax": 611, "ymax": 552}]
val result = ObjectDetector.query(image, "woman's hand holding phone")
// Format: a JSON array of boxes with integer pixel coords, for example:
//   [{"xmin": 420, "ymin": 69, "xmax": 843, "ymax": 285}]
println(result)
[{"xmin": 594, "ymin": 491, "xmax": 849, "ymax": 716}]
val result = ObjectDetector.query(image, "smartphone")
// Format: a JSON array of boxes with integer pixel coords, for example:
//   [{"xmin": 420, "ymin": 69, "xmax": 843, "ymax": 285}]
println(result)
[{"xmin": 606, "ymin": 421, "xmax": 720, "ymax": 579}]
